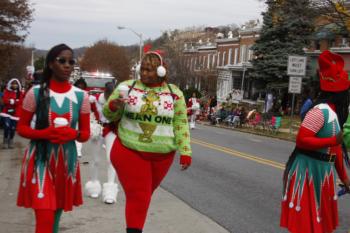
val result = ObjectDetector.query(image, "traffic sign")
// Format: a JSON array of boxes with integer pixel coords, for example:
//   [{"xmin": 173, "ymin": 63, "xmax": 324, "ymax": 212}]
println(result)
[
  {"xmin": 288, "ymin": 76, "xmax": 302, "ymax": 94},
  {"xmin": 287, "ymin": 56, "xmax": 306, "ymax": 76}
]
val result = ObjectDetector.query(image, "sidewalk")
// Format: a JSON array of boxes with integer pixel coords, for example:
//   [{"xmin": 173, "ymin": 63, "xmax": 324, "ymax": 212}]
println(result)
[{"xmin": 0, "ymin": 134, "xmax": 229, "ymax": 233}]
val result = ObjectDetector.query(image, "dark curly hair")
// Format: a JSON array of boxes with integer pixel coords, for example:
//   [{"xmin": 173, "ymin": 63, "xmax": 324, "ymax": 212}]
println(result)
[{"xmin": 35, "ymin": 43, "xmax": 73, "ymax": 165}]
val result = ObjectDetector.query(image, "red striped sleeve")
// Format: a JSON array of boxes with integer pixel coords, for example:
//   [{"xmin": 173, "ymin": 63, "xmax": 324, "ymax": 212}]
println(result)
[
  {"xmin": 301, "ymin": 108, "xmax": 324, "ymax": 133},
  {"xmin": 22, "ymin": 87, "xmax": 36, "ymax": 112},
  {"xmin": 80, "ymin": 92, "xmax": 91, "ymax": 114}
]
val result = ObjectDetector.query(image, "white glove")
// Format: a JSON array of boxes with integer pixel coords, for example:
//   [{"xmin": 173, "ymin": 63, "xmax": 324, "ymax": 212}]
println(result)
[
  {"xmin": 9, "ymin": 99, "xmax": 15, "ymax": 105},
  {"xmin": 89, "ymin": 95, "xmax": 97, "ymax": 103}
]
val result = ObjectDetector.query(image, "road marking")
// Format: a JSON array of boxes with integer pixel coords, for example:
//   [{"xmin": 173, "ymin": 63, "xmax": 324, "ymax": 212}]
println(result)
[
  {"xmin": 248, "ymin": 138, "xmax": 262, "ymax": 143},
  {"xmin": 191, "ymin": 138, "xmax": 285, "ymax": 170}
]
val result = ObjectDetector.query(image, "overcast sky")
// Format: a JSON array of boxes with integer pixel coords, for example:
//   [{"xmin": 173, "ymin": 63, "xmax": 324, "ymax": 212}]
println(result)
[{"xmin": 26, "ymin": 0, "xmax": 266, "ymax": 50}]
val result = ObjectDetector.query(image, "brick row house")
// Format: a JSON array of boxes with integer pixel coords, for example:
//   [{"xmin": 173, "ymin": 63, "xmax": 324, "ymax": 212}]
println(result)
[
  {"xmin": 181, "ymin": 8, "xmax": 350, "ymax": 106},
  {"xmin": 181, "ymin": 21, "xmax": 262, "ymax": 104}
]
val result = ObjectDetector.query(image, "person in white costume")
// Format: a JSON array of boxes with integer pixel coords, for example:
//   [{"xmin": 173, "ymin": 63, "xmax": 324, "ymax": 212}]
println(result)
[
  {"xmin": 187, "ymin": 92, "xmax": 200, "ymax": 129},
  {"xmin": 73, "ymin": 78, "xmax": 88, "ymax": 158},
  {"xmin": 84, "ymin": 81, "xmax": 119, "ymax": 204}
]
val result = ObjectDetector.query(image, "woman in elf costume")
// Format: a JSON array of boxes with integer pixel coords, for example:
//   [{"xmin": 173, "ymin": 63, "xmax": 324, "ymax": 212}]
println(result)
[
  {"xmin": 280, "ymin": 50, "xmax": 350, "ymax": 233},
  {"xmin": 16, "ymin": 44, "xmax": 90, "ymax": 233},
  {"xmin": 103, "ymin": 50, "xmax": 192, "ymax": 233}
]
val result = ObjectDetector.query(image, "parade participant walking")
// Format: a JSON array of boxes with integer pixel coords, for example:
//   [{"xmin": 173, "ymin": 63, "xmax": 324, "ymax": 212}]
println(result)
[
  {"xmin": 16, "ymin": 44, "xmax": 90, "ymax": 233},
  {"xmin": 281, "ymin": 50, "xmax": 350, "ymax": 233},
  {"xmin": 187, "ymin": 92, "xmax": 200, "ymax": 129},
  {"xmin": 0, "ymin": 78, "xmax": 24, "ymax": 149},
  {"xmin": 73, "ymin": 78, "xmax": 88, "ymax": 158},
  {"xmin": 103, "ymin": 51, "xmax": 192, "ymax": 233},
  {"xmin": 85, "ymin": 81, "xmax": 119, "ymax": 204}
]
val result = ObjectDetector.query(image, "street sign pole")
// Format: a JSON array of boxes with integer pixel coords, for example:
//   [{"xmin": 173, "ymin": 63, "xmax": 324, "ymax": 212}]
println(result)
[
  {"xmin": 290, "ymin": 93, "xmax": 295, "ymax": 134},
  {"xmin": 287, "ymin": 55, "xmax": 306, "ymax": 135}
]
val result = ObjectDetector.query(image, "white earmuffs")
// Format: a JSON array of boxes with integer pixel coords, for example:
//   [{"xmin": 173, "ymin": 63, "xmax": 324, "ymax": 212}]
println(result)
[{"xmin": 136, "ymin": 52, "xmax": 166, "ymax": 77}]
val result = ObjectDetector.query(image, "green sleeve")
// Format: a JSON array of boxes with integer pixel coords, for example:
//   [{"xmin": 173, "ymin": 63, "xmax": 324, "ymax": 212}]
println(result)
[
  {"xmin": 102, "ymin": 85, "xmax": 124, "ymax": 122},
  {"xmin": 343, "ymin": 114, "xmax": 350, "ymax": 148},
  {"xmin": 173, "ymin": 87, "xmax": 192, "ymax": 156}
]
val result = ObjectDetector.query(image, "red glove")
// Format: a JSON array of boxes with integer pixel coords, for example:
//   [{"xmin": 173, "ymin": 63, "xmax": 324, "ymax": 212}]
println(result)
[
  {"xmin": 180, "ymin": 155, "xmax": 191, "ymax": 170},
  {"xmin": 50, "ymin": 126, "xmax": 78, "ymax": 144},
  {"xmin": 296, "ymin": 126, "xmax": 338, "ymax": 150}
]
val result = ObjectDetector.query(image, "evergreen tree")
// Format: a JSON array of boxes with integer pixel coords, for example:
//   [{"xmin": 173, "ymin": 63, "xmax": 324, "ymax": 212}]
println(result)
[{"xmin": 251, "ymin": 0, "xmax": 315, "ymax": 84}]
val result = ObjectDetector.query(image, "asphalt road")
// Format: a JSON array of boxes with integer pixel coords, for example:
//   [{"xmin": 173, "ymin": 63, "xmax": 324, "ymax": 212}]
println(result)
[{"xmin": 162, "ymin": 124, "xmax": 350, "ymax": 233}]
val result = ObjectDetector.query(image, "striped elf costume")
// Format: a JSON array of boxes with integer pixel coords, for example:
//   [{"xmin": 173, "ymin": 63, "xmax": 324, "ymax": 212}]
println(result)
[
  {"xmin": 280, "ymin": 50, "xmax": 350, "ymax": 233},
  {"xmin": 103, "ymin": 76, "xmax": 192, "ymax": 232}
]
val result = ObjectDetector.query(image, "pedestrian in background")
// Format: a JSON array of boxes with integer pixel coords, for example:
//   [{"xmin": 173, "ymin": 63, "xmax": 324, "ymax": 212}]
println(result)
[
  {"xmin": 187, "ymin": 92, "xmax": 200, "ymax": 129},
  {"xmin": 103, "ymin": 50, "xmax": 192, "ymax": 233},
  {"xmin": 16, "ymin": 44, "xmax": 90, "ymax": 233},
  {"xmin": 281, "ymin": 50, "xmax": 350, "ymax": 233},
  {"xmin": 0, "ymin": 78, "xmax": 24, "ymax": 149},
  {"xmin": 85, "ymin": 81, "xmax": 120, "ymax": 204},
  {"xmin": 73, "ymin": 78, "xmax": 88, "ymax": 158},
  {"xmin": 300, "ymin": 87, "xmax": 314, "ymax": 121}
]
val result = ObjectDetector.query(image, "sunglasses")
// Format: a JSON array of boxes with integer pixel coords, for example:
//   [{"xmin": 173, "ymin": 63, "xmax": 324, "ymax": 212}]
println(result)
[{"xmin": 55, "ymin": 57, "xmax": 76, "ymax": 66}]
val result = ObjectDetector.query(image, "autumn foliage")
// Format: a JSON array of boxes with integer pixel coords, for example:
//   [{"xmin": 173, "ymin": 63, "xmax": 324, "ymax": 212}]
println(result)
[{"xmin": 80, "ymin": 40, "xmax": 130, "ymax": 82}]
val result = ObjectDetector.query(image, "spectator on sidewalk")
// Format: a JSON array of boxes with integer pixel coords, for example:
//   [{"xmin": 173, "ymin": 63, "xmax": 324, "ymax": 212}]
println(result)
[
  {"xmin": 103, "ymin": 50, "xmax": 192, "ymax": 233},
  {"xmin": 300, "ymin": 87, "xmax": 314, "ymax": 120},
  {"xmin": 281, "ymin": 50, "xmax": 350, "ymax": 233},
  {"xmin": 16, "ymin": 44, "xmax": 90, "ymax": 233},
  {"xmin": 0, "ymin": 78, "xmax": 24, "ymax": 149}
]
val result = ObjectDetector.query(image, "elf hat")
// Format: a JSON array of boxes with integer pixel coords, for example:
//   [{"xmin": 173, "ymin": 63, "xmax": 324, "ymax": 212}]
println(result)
[{"xmin": 318, "ymin": 50, "xmax": 350, "ymax": 92}]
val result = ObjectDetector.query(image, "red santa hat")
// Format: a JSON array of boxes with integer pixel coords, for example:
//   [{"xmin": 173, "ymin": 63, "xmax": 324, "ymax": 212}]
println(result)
[{"xmin": 318, "ymin": 50, "xmax": 350, "ymax": 92}]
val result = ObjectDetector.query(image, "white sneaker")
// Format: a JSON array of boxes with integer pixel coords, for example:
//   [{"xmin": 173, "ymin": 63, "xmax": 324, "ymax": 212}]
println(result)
[
  {"xmin": 85, "ymin": 180, "xmax": 102, "ymax": 198},
  {"xmin": 102, "ymin": 183, "xmax": 119, "ymax": 204}
]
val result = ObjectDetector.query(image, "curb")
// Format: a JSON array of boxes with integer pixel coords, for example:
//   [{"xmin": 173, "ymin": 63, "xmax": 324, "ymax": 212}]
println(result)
[{"xmin": 196, "ymin": 121, "xmax": 297, "ymax": 142}]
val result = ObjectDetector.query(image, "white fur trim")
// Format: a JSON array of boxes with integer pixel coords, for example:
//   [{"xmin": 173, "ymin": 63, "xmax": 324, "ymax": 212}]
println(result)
[
  {"xmin": 0, "ymin": 113, "xmax": 19, "ymax": 120},
  {"xmin": 85, "ymin": 180, "xmax": 101, "ymax": 198},
  {"xmin": 102, "ymin": 183, "xmax": 119, "ymax": 204},
  {"xmin": 6, "ymin": 78, "xmax": 22, "ymax": 91},
  {"xmin": 50, "ymin": 86, "xmax": 83, "ymax": 108}
]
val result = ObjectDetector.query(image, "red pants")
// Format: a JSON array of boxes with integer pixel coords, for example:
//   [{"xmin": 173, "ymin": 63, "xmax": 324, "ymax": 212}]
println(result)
[{"xmin": 111, "ymin": 138, "xmax": 175, "ymax": 230}]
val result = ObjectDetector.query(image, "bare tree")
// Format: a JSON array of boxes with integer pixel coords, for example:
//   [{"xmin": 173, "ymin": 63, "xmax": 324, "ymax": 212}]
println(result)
[
  {"xmin": 80, "ymin": 40, "xmax": 130, "ymax": 81},
  {"xmin": 312, "ymin": 0, "xmax": 350, "ymax": 35},
  {"xmin": 0, "ymin": 0, "xmax": 33, "ymax": 82}
]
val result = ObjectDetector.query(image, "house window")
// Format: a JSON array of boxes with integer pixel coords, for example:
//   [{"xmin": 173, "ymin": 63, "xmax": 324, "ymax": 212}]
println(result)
[
  {"xmin": 212, "ymin": 54, "xmax": 216, "ymax": 68},
  {"xmin": 248, "ymin": 45, "xmax": 253, "ymax": 61},
  {"xmin": 222, "ymin": 51, "xmax": 226, "ymax": 66},
  {"xmin": 240, "ymin": 45, "xmax": 247, "ymax": 62},
  {"xmin": 228, "ymin": 48, "xmax": 232, "ymax": 65},
  {"xmin": 207, "ymin": 54, "xmax": 211, "ymax": 69},
  {"xmin": 217, "ymin": 52, "xmax": 221, "ymax": 67},
  {"xmin": 316, "ymin": 41, "xmax": 321, "ymax": 50},
  {"xmin": 234, "ymin": 48, "xmax": 238, "ymax": 64},
  {"xmin": 341, "ymin": 38, "xmax": 348, "ymax": 47}
]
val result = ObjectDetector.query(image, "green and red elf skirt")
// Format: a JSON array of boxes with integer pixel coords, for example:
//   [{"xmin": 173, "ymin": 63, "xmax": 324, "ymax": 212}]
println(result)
[{"xmin": 281, "ymin": 104, "xmax": 348, "ymax": 233}]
